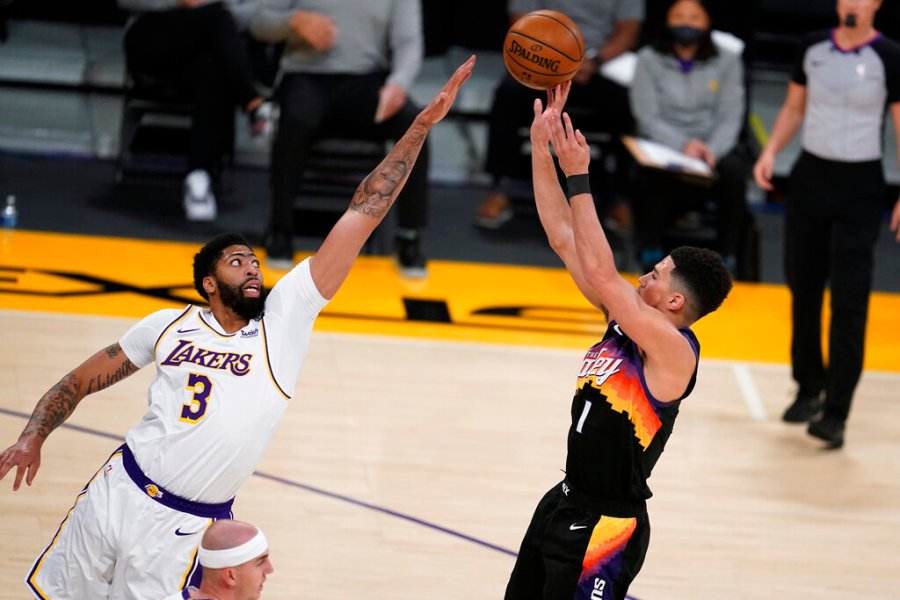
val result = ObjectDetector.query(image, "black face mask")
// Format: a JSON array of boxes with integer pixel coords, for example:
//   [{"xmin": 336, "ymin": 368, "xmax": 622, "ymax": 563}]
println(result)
[
  {"xmin": 843, "ymin": 14, "xmax": 857, "ymax": 28},
  {"xmin": 669, "ymin": 25, "xmax": 706, "ymax": 46}
]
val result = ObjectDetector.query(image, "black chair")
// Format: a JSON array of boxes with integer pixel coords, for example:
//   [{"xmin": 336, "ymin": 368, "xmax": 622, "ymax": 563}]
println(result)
[
  {"xmin": 115, "ymin": 68, "xmax": 234, "ymax": 186},
  {"xmin": 290, "ymin": 136, "xmax": 394, "ymax": 254}
]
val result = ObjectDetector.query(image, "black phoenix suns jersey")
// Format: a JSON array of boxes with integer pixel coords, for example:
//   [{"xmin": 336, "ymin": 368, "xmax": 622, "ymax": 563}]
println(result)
[{"xmin": 565, "ymin": 320, "xmax": 700, "ymax": 503}]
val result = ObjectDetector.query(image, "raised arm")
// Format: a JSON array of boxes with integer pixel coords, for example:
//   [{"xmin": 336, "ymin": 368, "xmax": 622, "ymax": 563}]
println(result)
[
  {"xmin": 308, "ymin": 55, "xmax": 475, "ymax": 299},
  {"xmin": 0, "ymin": 343, "xmax": 140, "ymax": 490},
  {"xmin": 546, "ymin": 110, "xmax": 695, "ymax": 370},
  {"xmin": 530, "ymin": 83, "xmax": 605, "ymax": 311}
]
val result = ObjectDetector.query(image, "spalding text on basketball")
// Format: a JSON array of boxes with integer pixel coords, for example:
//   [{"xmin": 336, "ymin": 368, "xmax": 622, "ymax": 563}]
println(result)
[{"xmin": 507, "ymin": 40, "xmax": 561, "ymax": 72}]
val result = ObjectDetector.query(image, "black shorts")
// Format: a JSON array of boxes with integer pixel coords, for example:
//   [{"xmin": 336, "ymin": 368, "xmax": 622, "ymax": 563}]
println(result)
[{"xmin": 504, "ymin": 480, "xmax": 650, "ymax": 600}]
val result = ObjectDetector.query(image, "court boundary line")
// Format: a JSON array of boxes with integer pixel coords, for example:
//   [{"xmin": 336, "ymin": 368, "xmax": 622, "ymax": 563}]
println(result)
[{"xmin": 0, "ymin": 406, "xmax": 517, "ymax": 558}]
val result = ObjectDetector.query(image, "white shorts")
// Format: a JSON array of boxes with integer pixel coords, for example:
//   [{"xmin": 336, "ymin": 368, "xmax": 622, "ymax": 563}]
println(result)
[{"xmin": 26, "ymin": 445, "xmax": 233, "ymax": 600}]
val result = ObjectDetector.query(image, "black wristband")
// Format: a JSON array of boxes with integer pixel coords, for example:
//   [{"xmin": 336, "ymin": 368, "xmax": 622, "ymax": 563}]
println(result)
[{"xmin": 566, "ymin": 174, "xmax": 591, "ymax": 201}]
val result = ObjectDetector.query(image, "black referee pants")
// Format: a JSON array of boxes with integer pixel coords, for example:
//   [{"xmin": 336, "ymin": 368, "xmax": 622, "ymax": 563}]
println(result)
[{"xmin": 785, "ymin": 151, "xmax": 885, "ymax": 421}]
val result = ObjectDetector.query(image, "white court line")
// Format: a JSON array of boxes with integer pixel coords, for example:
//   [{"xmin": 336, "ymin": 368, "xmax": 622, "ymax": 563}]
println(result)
[{"xmin": 733, "ymin": 363, "xmax": 767, "ymax": 421}]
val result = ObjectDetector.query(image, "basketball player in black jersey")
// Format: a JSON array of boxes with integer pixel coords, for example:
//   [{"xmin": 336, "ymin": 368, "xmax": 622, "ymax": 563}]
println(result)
[{"xmin": 503, "ymin": 82, "xmax": 733, "ymax": 600}]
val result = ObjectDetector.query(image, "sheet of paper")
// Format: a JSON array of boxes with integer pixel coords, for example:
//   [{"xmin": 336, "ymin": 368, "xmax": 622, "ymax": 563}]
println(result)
[
  {"xmin": 634, "ymin": 137, "xmax": 713, "ymax": 176},
  {"xmin": 599, "ymin": 52, "xmax": 637, "ymax": 87}
]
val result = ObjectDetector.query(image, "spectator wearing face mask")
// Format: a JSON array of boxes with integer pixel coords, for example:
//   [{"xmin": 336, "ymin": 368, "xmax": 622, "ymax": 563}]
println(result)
[{"xmin": 629, "ymin": 0, "xmax": 748, "ymax": 273}]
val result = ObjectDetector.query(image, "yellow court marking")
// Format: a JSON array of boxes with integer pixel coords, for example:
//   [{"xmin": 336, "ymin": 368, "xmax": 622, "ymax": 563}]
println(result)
[{"xmin": 0, "ymin": 229, "xmax": 897, "ymax": 371}]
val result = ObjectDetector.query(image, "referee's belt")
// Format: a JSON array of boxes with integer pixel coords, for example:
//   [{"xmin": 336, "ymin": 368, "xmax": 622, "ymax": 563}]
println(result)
[
  {"xmin": 560, "ymin": 479, "xmax": 646, "ymax": 518},
  {"xmin": 119, "ymin": 443, "xmax": 234, "ymax": 518}
]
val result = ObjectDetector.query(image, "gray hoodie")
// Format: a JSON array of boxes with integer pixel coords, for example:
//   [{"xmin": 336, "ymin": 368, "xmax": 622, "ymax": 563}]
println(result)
[{"xmin": 630, "ymin": 45, "xmax": 744, "ymax": 161}]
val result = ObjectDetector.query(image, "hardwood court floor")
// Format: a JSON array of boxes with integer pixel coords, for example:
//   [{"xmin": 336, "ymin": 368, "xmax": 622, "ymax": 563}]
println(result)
[{"xmin": 1, "ymin": 230, "xmax": 899, "ymax": 599}]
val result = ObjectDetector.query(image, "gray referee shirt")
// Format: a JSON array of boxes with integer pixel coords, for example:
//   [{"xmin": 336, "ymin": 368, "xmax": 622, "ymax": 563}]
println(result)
[{"xmin": 793, "ymin": 30, "xmax": 900, "ymax": 162}]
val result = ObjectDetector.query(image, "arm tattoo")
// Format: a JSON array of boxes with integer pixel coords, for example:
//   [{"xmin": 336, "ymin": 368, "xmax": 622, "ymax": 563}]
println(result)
[
  {"xmin": 85, "ymin": 357, "xmax": 139, "ymax": 395},
  {"xmin": 21, "ymin": 373, "xmax": 82, "ymax": 440},
  {"xmin": 351, "ymin": 159, "xmax": 409, "ymax": 218},
  {"xmin": 21, "ymin": 344, "xmax": 139, "ymax": 440},
  {"xmin": 350, "ymin": 122, "xmax": 428, "ymax": 219}
]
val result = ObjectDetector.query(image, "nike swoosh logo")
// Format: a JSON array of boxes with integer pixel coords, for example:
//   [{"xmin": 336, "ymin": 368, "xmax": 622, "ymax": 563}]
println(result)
[
  {"xmin": 569, "ymin": 524, "xmax": 588, "ymax": 531},
  {"xmin": 175, "ymin": 528, "xmax": 201, "ymax": 536},
  {"xmin": 176, "ymin": 328, "xmax": 199, "ymax": 334}
]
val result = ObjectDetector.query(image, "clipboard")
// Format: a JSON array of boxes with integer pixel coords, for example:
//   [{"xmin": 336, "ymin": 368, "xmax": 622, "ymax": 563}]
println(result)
[{"xmin": 622, "ymin": 135, "xmax": 717, "ymax": 186}]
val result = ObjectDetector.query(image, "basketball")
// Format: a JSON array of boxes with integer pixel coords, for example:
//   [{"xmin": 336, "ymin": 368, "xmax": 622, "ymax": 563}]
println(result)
[{"xmin": 502, "ymin": 10, "xmax": 585, "ymax": 90}]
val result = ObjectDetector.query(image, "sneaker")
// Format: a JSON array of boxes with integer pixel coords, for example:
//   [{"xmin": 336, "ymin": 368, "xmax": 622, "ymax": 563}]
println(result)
[
  {"xmin": 396, "ymin": 234, "xmax": 427, "ymax": 279},
  {"xmin": 782, "ymin": 394, "xmax": 822, "ymax": 423},
  {"xmin": 265, "ymin": 230, "xmax": 294, "ymax": 270},
  {"xmin": 474, "ymin": 193, "xmax": 513, "ymax": 229},
  {"xmin": 248, "ymin": 101, "xmax": 275, "ymax": 138},
  {"xmin": 807, "ymin": 416, "xmax": 845, "ymax": 449},
  {"xmin": 183, "ymin": 169, "xmax": 217, "ymax": 221}
]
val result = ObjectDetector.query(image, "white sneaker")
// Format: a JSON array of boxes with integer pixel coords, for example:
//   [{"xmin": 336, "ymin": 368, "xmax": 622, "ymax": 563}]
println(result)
[{"xmin": 183, "ymin": 169, "xmax": 217, "ymax": 221}]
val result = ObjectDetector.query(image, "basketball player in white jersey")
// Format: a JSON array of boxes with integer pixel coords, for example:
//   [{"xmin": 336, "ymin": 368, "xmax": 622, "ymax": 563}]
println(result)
[{"xmin": 0, "ymin": 55, "xmax": 476, "ymax": 600}]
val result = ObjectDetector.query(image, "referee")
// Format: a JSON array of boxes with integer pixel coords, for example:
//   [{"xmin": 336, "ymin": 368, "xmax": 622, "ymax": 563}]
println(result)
[{"xmin": 753, "ymin": 0, "xmax": 900, "ymax": 449}]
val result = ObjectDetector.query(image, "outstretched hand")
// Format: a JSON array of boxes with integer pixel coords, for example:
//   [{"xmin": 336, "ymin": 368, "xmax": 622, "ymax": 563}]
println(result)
[
  {"xmin": 531, "ymin": 82, "xmax": 572, "ymax": 147},
  {"xmin": 417, "ymin": 55, "xmax": 476, "ymax": 127},
  {"xmin": 0, "ymin": 435, "xmax": 42, "ymax": 491},
  {"xmin": 546, "ymin": 109, "xmax": 591, "ymax": 176}
]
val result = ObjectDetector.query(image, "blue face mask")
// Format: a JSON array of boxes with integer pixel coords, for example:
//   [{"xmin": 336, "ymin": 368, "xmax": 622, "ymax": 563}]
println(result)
[{"xmin": 669, "ymin": 25, "xmax": 706, "ymax": 46}]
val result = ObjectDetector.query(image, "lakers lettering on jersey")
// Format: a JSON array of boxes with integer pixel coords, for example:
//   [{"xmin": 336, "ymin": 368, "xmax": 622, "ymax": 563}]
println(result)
[{"xmin": 119, "ymin": 258, "xmax": 328, "ymax": 504}]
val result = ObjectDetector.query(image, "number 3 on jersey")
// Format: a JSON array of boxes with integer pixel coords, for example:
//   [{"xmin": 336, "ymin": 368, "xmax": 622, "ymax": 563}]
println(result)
[{"xmin": 180, "ymin": 373, "xmax": 212, "ymax": 424}]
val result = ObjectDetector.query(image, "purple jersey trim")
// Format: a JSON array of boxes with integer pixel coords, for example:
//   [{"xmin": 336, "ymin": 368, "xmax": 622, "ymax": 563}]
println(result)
[
  {"xmin": 153, "ymin": 305, "xmax": 193, "ymax": 355},
  {"xmin": 120, "ymin": 444, "xmax": 234, "ymax": 518}
]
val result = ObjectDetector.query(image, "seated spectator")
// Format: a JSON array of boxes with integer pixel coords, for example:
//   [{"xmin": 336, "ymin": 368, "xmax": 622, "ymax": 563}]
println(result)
[
  {"xmin": 473, "ymin": 0, "xmax": 643, "ymax": 230},
  {"xmin": 629, "ymin": 0, "xmax": 748, "ymax": 272},
  {"xmin": 119, "ymin": 0, "xmax": 271, "ymax": 222},
  {"xmin": 250, "ymin": 0, "xmax": 429, "ymax": 277}
]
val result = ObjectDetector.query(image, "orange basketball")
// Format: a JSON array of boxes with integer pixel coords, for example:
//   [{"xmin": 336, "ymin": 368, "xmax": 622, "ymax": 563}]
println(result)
[{"xmin": 502, "ymin": 10, "xmax": 585, "ymax": 90}]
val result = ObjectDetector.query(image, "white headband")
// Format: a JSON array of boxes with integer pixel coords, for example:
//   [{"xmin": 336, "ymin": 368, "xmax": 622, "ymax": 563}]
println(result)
[{"xmin": 198, "ymin": 529, "xmax": 268, "ymax": 569}]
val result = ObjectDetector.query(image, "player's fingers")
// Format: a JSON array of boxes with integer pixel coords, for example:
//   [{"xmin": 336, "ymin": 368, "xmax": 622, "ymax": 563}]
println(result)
[
  {"xmin": 26, "ymin": 460, "xmax": 40, "ymax": 486},
  {"xmin": 546, "ymin": 112, "xmax": 562, "ymax": 149},
  {"xmin": 575, "ymin": 129, "xmax": 589, "ymax": 150},
  {"xmin": 13, "ymin": 463, "xmax": 25, "ymax": 491},
  {"xmin": 0, "ymin": 455, "xmax": 11, "ymax": 482},
  {"xmin": 534, "ymin": 98, "xmax": 543, "ymax": 117},
  {"xmin": 562, "ymin": 112, "xmax": 576, "ymax": 141}
]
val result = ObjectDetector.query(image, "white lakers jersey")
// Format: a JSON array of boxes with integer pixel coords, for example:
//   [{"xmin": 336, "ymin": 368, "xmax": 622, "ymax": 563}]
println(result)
[{"xmin": 119, "ymin": 258, "xmax": 328, "ymax": 503}]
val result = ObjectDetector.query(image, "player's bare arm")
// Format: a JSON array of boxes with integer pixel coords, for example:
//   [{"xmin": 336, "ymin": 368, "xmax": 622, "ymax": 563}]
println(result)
[
  {"xmin": 546, "ymin": 109, "xmax": 695, "ymax": 400},
  {"xmin": 310, "ymin": 55, "xmax": 475, "ymax": 299},
  {"xmin": 530, "ymin": 82, "xmax": 604, "ymax": 309},
  {"xmin": 0, "ymin": 343, "xmax": 139, "ymax": 490}
]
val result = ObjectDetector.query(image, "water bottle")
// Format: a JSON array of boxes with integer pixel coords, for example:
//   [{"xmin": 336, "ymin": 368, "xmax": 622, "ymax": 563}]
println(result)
[{"xmin": 1, "ymin": 195, "xmax": 17, "ymax": 228}]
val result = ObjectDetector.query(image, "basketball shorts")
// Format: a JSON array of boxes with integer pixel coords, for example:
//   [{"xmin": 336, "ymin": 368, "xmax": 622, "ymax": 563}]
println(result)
[
  {"xmin": 26, "ymin": 444, "xmax": 233, "ymax": 600},
  {"xmin": 504, "ymin": 480, "xmax": 650, "ymax": 600}
]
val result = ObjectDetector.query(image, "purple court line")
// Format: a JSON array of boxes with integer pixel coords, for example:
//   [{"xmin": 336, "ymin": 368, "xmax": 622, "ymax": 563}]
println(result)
[
  {"xmin": 0, "ymin": 406, "xmax": 515, "ymax": 557},
  {"xmin": 0, "ymin": 406, "xmax": 643, "ymax": 600}
]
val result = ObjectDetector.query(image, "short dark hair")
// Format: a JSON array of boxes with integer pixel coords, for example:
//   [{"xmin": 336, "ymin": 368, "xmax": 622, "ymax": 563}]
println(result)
[
  {"xmin": 192, "ymin": 233, "xmax": 254, "ymax": 300},
  {"xmin": 670, "ymin": 246, "xmax": 733, "ymax": 320}
]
